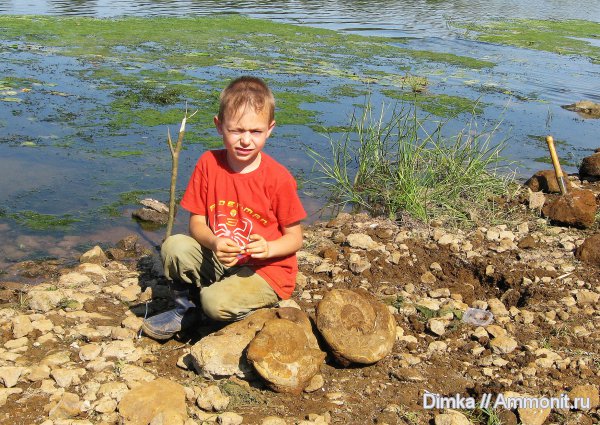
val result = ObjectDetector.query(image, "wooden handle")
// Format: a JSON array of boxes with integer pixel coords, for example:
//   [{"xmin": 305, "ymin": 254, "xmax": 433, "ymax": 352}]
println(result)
[
  {"xmin": 545, "ymin": 135, "xmax": 568, "ymax": 194},
  {"xmin": 545, "ymin": 136, "xmax": 563, "ymax": 178}
]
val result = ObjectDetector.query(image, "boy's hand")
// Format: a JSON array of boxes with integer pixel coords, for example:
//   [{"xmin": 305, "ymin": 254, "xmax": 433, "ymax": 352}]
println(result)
[
  {"xmin": 213, "ymin": 237, "xmax": 242, "ymax": 267},
  {"xmin": 246, "ymin": 234, "xmax": 269, "ymax": 259}
]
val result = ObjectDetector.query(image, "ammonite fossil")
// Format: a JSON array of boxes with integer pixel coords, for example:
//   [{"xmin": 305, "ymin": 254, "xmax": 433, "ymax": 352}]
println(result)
[
  {"xmin": 247, "ymin": 307, "xmax": 325, "ymax": 394},
  {"xmin": 316, "ymin": 288, "xmax": 395, "ymax": 366}
]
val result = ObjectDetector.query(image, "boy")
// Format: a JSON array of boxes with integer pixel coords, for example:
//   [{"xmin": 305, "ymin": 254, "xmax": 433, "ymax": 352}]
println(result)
[{"xmin": 142, "ymin": 76, "xmax": 306, "ymax": 340}]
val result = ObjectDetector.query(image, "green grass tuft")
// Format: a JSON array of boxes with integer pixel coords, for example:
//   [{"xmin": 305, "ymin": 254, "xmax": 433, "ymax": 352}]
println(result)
[
  {"xmin": 219, "ymin": 379, "xmax": 266, "ymax": 408},
  {"xmin": 307, "ymin": 99, "xmax": 517, "ymax": 228},
  {"xmin": 463, "ymin": 407, "xmax": 504, "ymax": 425}
]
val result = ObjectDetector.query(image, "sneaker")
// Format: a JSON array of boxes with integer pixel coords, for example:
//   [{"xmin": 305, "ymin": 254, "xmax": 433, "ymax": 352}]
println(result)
[
  {"xmin": 141, "ymin": 308, "xmax": 199, "ymax": 340},
  {"xmin": 141, "ymin": 290, "xmax": 197, "ymax": 340}
]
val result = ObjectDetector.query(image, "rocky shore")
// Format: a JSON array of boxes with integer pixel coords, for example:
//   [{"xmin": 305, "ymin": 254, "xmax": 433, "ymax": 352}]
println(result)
[{"xmin": 0, "ymin": 175, "xmax": 599, "ymax": 425}]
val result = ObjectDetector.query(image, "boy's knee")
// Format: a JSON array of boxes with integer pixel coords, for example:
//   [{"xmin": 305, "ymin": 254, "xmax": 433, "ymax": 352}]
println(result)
[
  {"xmin": 200, "ymin": 289, "xmax": 242, "ymax": 322},
  {"xmin": 162, "ymin": 235, "xmax": 203, "ymax": 267},
  {"xmin": 161, "ymin": 234, "xmax": 192, "ymax": 258}
]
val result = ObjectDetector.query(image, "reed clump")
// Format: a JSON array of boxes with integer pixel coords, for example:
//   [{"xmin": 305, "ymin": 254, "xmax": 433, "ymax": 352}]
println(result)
[{"xmin": 308, "ymin": 101, "xmax": 517, "ymax": 227}]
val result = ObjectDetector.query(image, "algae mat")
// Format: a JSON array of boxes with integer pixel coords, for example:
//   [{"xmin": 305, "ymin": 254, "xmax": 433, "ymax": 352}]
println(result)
[
  {"xmin": 458, "ymin": 19, "xmax": 600, "ymax": 64},
  {"xmin": 0, "ymin": 15, "xmax": 489, "ymax": 134}
]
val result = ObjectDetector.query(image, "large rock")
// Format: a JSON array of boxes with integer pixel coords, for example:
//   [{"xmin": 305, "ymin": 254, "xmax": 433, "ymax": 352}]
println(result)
[
  {"xmin": 140, "ymin": 198, "xmax": 169, "ymax": 214},
  {"xmin": 490, "ymin": 335, "xmax": 518, "ymax": 354},
  {"xmin": 434, "ymin": 410, "xmax": 471, "ymax": 425},
  {"xmin": 51, "ymin": 367, "xmax": 86, "ymax": 388},
  {"xmin": 79, "ymin": 245, "xmax": 108, "ymax": 265},
  {"xmin": 196, "ymin": 385, "xmax": 230, "ymax": 412},
  {"xmin": 316, "ymin": 288, "xmax": 396, "ymax": 366},
  {"xmin": 118, "ymin": 378, "xmax": 187, "ymax": 425},
  {"xmin": 562, "ymin": 100, "xmax": 600, "ymax": 119},
  {"xmin": 579, "ymin": 152, "xmax": 600, "ymax": 178},
  {"xmin": 524, "ymin": 170, "xmax": 571, "ymax": 194},
  {"xmin": 542, "ymin": 189, "xmax": 597, "ymax": 228},
  {"xmin": 117, "ymin": 235, "xmax": 140, "ymax": 252},
  {"xmin": 0, "ymin": 388, "xmax": 22, "ymax": 408},
  {"xmin": 12, "ymin": 315, "xmax": 33, "ymax": 338},
  {"xmin": 119, "ymin": 364, "xmax": 156, "ymax": 388},
  {"xmin": 132, "ymin": 208, "xmax": 168, "ymax": 225},
  {"xmin": 49, "ymin": 392, "xmax": 82, "ymax": 420},
  {"xmin": 528, "ymin": 190, "xmax": 546, "ymax": 210},
  {"xmin": 518, "ymin": 406, "xmax": 551, "ymax": 425},
  {"xmin": 247, "ymin": 308, "xmax": 325, "ymax": 394},
  {"xmin": 569, "ymin": 385, "xmax": 599, "ymax": 410},
  {"xmin": 148, "ymin": 409, "xmax": 186, "ymax": 425},
  {"xmin": 575, "ymin": 233, "xmax": 600, "ymax": 266},
  {"xmin": 346, "ymin": 233, "xmax": 379, "ymax": 250},
  {"xmin": 500, "ymin": 392, "xmax": 550, "ymax": 425},
  {"xmin": 27, "ymin": 289, "xmax": 67, "ymax": 312},
  {"xmin": 189, "ymin": 309, "xmax": 276, "ymax": 379},
  {"xmin": 0, "ymin": 366, "xmax": 25, "ymax": 388}
]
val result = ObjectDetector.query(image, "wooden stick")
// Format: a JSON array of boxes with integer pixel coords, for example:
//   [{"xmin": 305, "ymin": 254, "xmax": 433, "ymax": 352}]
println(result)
[
  {"xmin": 545, "ymin": 135, "xmax": 568, "ymax": 195},
  {"xmin": 165, "ymin": 107, "xmax": 198, "ymax": 240}
]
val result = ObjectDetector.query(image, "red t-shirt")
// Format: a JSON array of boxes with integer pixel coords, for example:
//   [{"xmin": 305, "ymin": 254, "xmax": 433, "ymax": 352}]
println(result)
[{"xmin": 180, "ymin": 150, "xmax": 306, "ymax": 299}]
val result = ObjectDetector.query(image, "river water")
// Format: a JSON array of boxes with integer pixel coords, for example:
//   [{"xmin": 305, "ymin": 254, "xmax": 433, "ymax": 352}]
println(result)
[
  {"xmin": 2, "ymin": 0, "xmax": 600, "ymax": 37},
  {"xmin": 1, "ymin": 0, "xmax": 599, "ymax": 270}
]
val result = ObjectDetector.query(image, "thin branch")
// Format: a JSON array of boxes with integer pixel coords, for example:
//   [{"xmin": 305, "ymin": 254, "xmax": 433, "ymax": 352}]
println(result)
[
  {"xmin": 167, "ymin": 128, "xmax": 175, "ymax": 157},
  {"xmin": 165, "ymin": 107, "xmax": 199, "ymax": 240}
]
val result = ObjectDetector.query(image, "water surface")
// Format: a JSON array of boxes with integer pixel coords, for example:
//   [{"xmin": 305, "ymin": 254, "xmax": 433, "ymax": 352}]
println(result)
[{"xmin": 1, "ymin": 0, "xmax": 599, "ymax": 272}]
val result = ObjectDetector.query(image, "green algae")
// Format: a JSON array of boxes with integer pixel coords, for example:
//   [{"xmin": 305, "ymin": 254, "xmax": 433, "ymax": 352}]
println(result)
[
  {"xmin": 81, "ymin": 66, "xmax": 218, "ymax": 129},
  {"xmin": 528, "ymin": 134, "xmax": 568, "ymax": 146},
  {"xmin": 182, "ymin": 132, "xmax": 223, "ymax": 149},
  {"xmin": 100, "ymin": 189, "xmax": 156, "ymax": 217},
  {"xmin": 458, "ymin": 19, "xmax": 600, "ymax": 64},
  {"xmin": 311, "ymin": 124, "xmax": 355, "ymax": 134},
  {"xmin": 0, "ymin": 15, "xmax": 501, "ymax": 132},
  {"xmin": 395, "ymin": 48, "xmax": 494, "ymax": 69},
  {"xmin": 0, "ymin": 15, "xmax": 493, "ymax": 73},
  {"xmin": 100, "ymin": 150, "xmax": 144, "ymax": 158},
  {"xmin": 8, "ymin": 210, "xmax": 80, "ymax": 230},
  {"xmin": 0, "ymin": 76, "xmax": 42, "ymax": 89},
  {"xmin": 533, "ymin": 156, "xmax": 576, "ymax": 167},
  {"xmin": 474, "ymin": 83, "xmax": 542, "ymax": 102},
  {"xmin": 107, "ymin": 101, "xmax": 187, "ymax": 129},
  {"xmin": 382, "ymin": 90, "xmax": 483, "ymax": 118},
  {"xmin": 329, "ymin": 84, "xmax": 371, "ymax": 98},
  {"xmin": 139, "ymin": 69, "xmax": 189, "ymax": 82},
  {"xmin": 274, "ymin": 91, "xmax": 327, "ymax": 125}
]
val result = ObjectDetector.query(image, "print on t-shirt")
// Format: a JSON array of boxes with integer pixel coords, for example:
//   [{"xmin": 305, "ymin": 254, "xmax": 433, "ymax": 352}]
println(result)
[{"xmin": 214, "ymin": 212, "xmax": 253, "ymax": 248}]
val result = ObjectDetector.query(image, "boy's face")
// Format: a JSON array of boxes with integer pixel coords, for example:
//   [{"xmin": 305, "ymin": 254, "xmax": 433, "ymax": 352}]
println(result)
[{"xmin": 214, "ymin": 107, "xmax": 275, "ymax": 173}]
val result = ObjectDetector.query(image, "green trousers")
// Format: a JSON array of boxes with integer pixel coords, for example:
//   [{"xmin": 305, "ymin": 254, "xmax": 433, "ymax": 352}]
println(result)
[{"xmin": 161, "ymin": 234, "xmax": 279, "ymax": 321}]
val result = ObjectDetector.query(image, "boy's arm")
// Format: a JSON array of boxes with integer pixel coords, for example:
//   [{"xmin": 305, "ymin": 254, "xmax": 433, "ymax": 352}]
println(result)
[
  {"xmin": 245, "ymin": 222, "xmax": 303, "ymax": 259},
  {"xmin": 189, "ymin": 213, "xmax": 242, "ymax": 267}
]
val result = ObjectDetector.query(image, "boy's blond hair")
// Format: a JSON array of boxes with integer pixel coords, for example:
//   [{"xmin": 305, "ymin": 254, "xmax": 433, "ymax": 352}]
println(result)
[{"xmin": 218, "ymin": 76, "xmax": 275, "ymax": 122}]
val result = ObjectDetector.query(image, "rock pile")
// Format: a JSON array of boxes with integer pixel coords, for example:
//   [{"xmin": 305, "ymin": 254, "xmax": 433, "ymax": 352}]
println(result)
[
  {"xmin": 525, "ymin": 156, "xmax": 600, "ymax": 228},
  {"xmin": 188, "ymin": 291, "xmax": 395, "ymax": 394}
]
